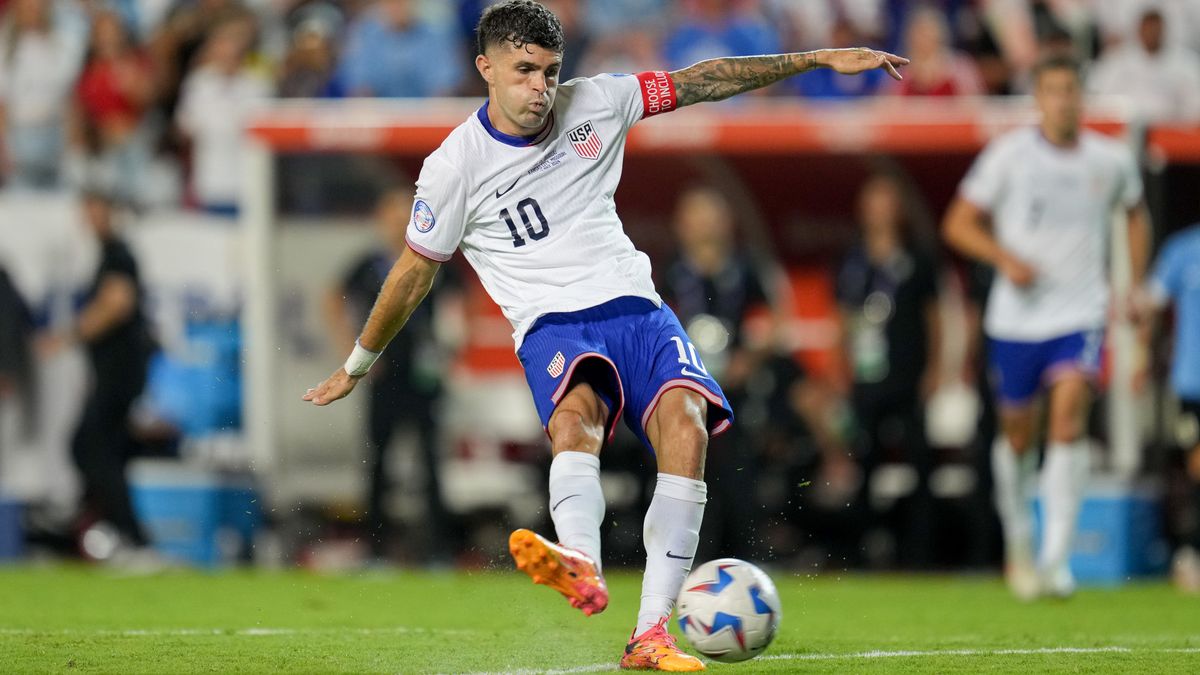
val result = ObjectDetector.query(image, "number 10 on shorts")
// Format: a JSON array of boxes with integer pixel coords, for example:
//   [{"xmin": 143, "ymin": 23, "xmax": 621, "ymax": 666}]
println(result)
[{"xmin": 670, "ymin": 336, "xmax": 711, "ymax": 380}]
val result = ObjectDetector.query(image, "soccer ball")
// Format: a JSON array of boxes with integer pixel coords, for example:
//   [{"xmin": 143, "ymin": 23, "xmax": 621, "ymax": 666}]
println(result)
[{"xmin": 676, "ymin": 558, "xmax": 782, "ymax": 662}]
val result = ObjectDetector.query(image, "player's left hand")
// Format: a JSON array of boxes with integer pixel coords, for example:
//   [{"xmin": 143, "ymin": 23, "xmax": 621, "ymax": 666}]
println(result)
[
  {"xmin": 820, "ymin": 48, "xmax": 909, "ymax": 80},
  {"xmin": 302, "ymin": 368, "xmax": 360, "ymax": 406}
]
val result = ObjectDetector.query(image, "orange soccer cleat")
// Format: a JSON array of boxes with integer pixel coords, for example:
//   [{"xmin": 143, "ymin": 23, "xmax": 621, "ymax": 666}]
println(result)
[
  {"xmin": 619, "ymin": 618, "xmax": 706, "ymax": 671},
  {"xmin": 508, "ymin": 529, "xmax": 609, "ymax": 616}
]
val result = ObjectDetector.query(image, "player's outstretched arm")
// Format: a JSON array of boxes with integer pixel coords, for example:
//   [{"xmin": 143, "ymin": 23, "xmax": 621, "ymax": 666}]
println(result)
[
  {"xmin": 670, "ymin": 48, "xmax": 908, "ymax": 107},
  {"xmin": 303, "ymin": 248, "xmax": 441, "ymax": 406}
]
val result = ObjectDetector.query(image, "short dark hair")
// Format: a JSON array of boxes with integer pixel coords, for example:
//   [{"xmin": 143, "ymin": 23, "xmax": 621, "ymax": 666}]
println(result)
[
  {"xmin": 1032, "ymin": 52, "xmax": 1082, "ymax": 82},
  {"xmin": 476, "ymin": 0, "xmax": 564, "ymax": 56}
]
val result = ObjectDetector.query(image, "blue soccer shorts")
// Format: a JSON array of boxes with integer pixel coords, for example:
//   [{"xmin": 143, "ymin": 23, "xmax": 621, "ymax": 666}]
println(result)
[
  {"xmin": 988, "ymin": 328, "xmax": 1104, "ymax": 407},
  {"xmin": 517, "ymin": 296, "xmax": 734, "ymax": 452}
]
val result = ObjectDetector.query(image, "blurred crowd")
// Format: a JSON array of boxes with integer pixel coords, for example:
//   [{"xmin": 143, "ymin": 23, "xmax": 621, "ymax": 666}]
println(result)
[{"xmin": 3, "ymin": 0, "xmax": 1200, "ymax": 210}]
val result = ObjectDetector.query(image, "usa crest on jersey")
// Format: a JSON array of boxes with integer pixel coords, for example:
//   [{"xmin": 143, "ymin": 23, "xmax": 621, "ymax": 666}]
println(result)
[{"xmin": 567, "ymin": 120, "xmax": 602, "ymax": 160}]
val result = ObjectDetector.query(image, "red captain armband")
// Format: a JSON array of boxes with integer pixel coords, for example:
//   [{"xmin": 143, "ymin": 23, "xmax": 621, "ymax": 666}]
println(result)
[{"xmin": 635, "ymin": 71, "xmax": 677, "ymax": 118}]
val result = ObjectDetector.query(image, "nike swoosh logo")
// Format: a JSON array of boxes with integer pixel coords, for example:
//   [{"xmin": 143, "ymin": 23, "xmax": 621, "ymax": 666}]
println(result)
[
  {"xmin": 680, "ymin": 367, "xmax": 711, "ymax": 380},
  {"xmin": 495, "ymin": 177, "xmax": 520, "ymax": 199},
  {"xmin": 665, "ymin": 551, "xmax": 693, "ymax": 560},
  {"xmin": 552, "ymin": 494, "xmax": 580, "ymax": 511}
]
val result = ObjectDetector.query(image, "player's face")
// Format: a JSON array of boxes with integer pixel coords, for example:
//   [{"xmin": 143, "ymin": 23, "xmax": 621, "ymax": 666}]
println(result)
[
  {"xmin": 476, "ymin": 43, "xmax": 562, "ymax": 134},
  {"xmin": 1034, "ymin": 68, "xmax": 1083, "ymax": 140}
]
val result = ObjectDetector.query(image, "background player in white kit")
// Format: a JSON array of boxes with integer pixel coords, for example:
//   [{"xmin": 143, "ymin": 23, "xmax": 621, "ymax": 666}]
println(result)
[
  {"xmin": 943, "ymin": 54, "xmax": 1150, "ymax": 600},
  {"xmin": 304, "ymin": 1, "xmax": 906, "ymax": 670}
]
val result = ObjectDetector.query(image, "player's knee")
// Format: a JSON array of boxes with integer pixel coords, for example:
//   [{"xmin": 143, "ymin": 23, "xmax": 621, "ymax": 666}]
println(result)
[
  {"xmin": 549, "ymin": 389, "xmax": 607, "ymax": 455},
  {"xmin": 651, "ymin": 390, "xmax": 709, "ymax": 478},
  {"xmin": 1001, "ymin": 417, "xmax": 1034, "ymax": 454},
  {"xmin": 1047, "ymin": 415, "xmax": 1085, "ymax": 445},
  {"xmin": 1008, "ymin": 437, "xmax": 1033, "ymax": 455}
]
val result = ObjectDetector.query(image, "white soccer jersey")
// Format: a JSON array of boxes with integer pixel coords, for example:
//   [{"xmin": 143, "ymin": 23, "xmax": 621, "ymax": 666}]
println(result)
[
  {"xmin": 406, "ymin": 71, "xmax": 678, "ymax": 348},
  {"xmin": 959, "ymin": 127, "xmax": 1143, "ymax": 341}
]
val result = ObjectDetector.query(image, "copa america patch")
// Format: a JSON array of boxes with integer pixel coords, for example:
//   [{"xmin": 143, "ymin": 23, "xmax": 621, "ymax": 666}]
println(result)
[
  {"xmin": 567, "ymin": 121, "xmax": 602, "ymax": 160},
  {"xmin": 412, "ymin": 199, "xmax": 436, "ymax": 233},
  {"xmin": 547, "ymin": 351, "xmax": 566, "ymax": 378}
]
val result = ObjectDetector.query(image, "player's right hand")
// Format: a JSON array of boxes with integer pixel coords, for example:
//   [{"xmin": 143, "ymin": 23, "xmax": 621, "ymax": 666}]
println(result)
[
  {"xmin": 302, "ymin": 368, "xmax": 360, "ymax": 406},
  {"xmin": 997, "ymin": 252, "xmax": 1036, "ymax": 288}
]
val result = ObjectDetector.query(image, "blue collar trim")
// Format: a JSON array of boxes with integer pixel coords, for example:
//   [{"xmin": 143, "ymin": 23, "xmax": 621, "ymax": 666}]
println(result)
[{"xmin": 476, "ymin": 101, "xmax": 553, "ymax": 147}]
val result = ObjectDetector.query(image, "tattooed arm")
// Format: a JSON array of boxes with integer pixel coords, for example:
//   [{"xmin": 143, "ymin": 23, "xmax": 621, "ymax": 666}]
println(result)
[{"xmin": 670, "ymin": 48, "xmax": 909, "ymax": 107}]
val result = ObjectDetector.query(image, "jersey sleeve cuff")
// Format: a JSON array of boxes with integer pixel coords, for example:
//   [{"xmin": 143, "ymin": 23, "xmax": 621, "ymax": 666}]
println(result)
[
  {"xmin": 406, "ymin": 237, "xmax": 453, "ymax": 262},
  {"xmin": 635, "ymin": 71, "xmax": 677, "ymax": 118},
  {"xmin": 957, "ymin": 189, "xmax": 991, "ymax": 212}
]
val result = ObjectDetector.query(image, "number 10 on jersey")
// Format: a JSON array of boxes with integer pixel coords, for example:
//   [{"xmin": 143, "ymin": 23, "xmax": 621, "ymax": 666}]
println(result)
[
  {"xmin": 501, "ymin": 198, "xmax": 550, "ymax": 248},
  {"xmin": 670, "ymin": 336, "xmax": 711, "ymax": 379}
]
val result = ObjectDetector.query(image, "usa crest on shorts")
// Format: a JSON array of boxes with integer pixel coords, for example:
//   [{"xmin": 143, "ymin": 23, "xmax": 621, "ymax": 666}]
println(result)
[
  {"xmin": 567, "ymin": 121, "xmax": 602, "ymax": 160},
  {"xmin": 547, "ymin": 351, "xmax": 566, "ymax": 378}
]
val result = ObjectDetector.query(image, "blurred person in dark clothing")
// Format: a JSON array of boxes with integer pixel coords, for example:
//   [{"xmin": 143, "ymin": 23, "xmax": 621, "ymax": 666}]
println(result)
[
  {"xmin": 324, "ymin": 188, "xmax": 462, "ymax": 563},
  {"xmin": 40, "ymin": 190, "xmax": 155, "ymax": 555},
  {"xmin": 961, "ymin": 261, "xmax": 1003, "ymax": 568},
  {"xmin": 0, "ymin": 265, "xmax": 35, "ymax": 437},
  {"xmin": 835, "ymin": 171, "xmax": 942, "ymax": 568},
  {"xmin": 277, "ymin": 18, "xmax": 344, "ymax": 98},
  {"xmin": 660, "ymin": 186, "xmax": 789, "ymax": 560}
]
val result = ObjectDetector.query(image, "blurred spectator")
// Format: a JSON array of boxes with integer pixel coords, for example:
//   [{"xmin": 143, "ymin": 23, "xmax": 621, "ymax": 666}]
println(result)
[
  {"xmin": 175, "ymin": 16, "xmax": 270, "ymax": 214},
  {"xmin": 40, "ymin": 190, "xmax": 155, "ymax": 559},
  {"xmin": 578, "ymin": 28, "xmax": 662, "ymax": 75},
  {"xmin": 1142, "ymin": 223, "xmax": 1200, "ymax": 592},
  {"xmin": 0, "ymin": 264, "xmax": 34, "ymax": 438},
  {"xmin": 835, "ymin": 172, "xmax": 942, "ymax": 568},
  {"xmin": 661, "ymin": 187, "xmax": 785, "ymax": 559},
  {"xmin": 583, "ymin": 0, "xmax": 668, "ymax": 38},
  {"xmin": 324, "ymin": 188, "xmax": 463, "ymax": 563},
  {"xmin": 0, "ymin": 0, "xmax": 86, "ymax": 189},
  {"xmin": 150, "ymin": 0, "xmax": 252, "ymax": 118},
  {"xmin": 960, "ymin": 260, "xmax": 1002, "ymax": 567},
  {"xmin": 542, "ymin": 0, "xmax": 589, "ymax": 81},
  {"xmin": 773, "ymin": 0, "xmax": 884, "ymax": 53},
  {"xmin": 1090, "ymin": 8, "xmax": 1200, "ymax": 123},
  {"xmin": 891, "ymin": 6, "xmax": 984, "ymax": 96},
  {"xmin": 1095, "ymin": 0, "xmax": 1200, "ymax": 55},
  {"xmin": 278, "ymin": 18, "xmax": 344, "ymax": 97},
  {"xmin": 788, "ymin": 17, "xmax": 887, "ymax": 99},
  {"xmin": 957, "ymin": 3, "xmax": 1014, "ymax": 95},
  {"xmin": 663, "ymin": 0, "xmax": 780, "ymax": 71},
  {"xmin": 338, "ymin": 0, "xmax": 462, "ymax": 98},
  {"xmin": 70, "ymin": 10, "xmax": 157, "ymax": 206}
]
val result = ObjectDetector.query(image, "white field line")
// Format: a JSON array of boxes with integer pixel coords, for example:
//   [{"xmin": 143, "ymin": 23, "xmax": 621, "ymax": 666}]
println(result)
[
  {"xmin": 0, "ymin": 626, "xmax": 475, "ymax": 637},
  {"xmin": 457, "ymin": 646, "xmax": 1200, "ymax": 675},
  {"xmin": 4, "ymin": 630, "xmax": 1196, "ymax": 672}
]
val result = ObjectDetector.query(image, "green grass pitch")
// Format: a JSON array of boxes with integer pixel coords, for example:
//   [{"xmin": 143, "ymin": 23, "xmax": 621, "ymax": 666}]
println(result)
[{"xmin": 1, "ymin": 565, "xmax": 1197, "ymax": 673}]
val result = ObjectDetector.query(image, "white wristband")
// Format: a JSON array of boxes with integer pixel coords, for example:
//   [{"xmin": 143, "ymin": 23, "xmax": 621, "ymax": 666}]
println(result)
[{"xmin": 343, "ymin": 340, "xmax": 380, "ymax": 377}]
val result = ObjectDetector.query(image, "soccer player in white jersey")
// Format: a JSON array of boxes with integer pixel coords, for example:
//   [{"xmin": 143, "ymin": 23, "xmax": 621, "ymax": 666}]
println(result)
[
  {"xmin": 943, "ymin": 54, "xmax": 1150, "ymax": 600},
  {"xmin": 303, "ymin": 1, "xmax": 906, "ymax": 669}
]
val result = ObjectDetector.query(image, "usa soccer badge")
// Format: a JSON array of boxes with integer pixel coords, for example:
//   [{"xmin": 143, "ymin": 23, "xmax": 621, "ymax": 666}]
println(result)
[{"xmin": 567, "ymin": 121, "xmax": 602, "ymax": 160}]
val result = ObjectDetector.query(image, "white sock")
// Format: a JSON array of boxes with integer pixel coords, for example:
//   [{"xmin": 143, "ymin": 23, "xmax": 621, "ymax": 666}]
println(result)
[
  {"xmin": 548, "ymin": 451, "xmax": 605, "ymax": 567},
  {"xmin": 991, "ymin": 437, "xmax": 1038, "ymax": 565},
  {"xmin": 1039, "ymin": 440, "xmax": 1089, "ymax": 574},
  {"xmin": 636, "ymin": 473, "xmax": 707, "ymax": 636}
]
